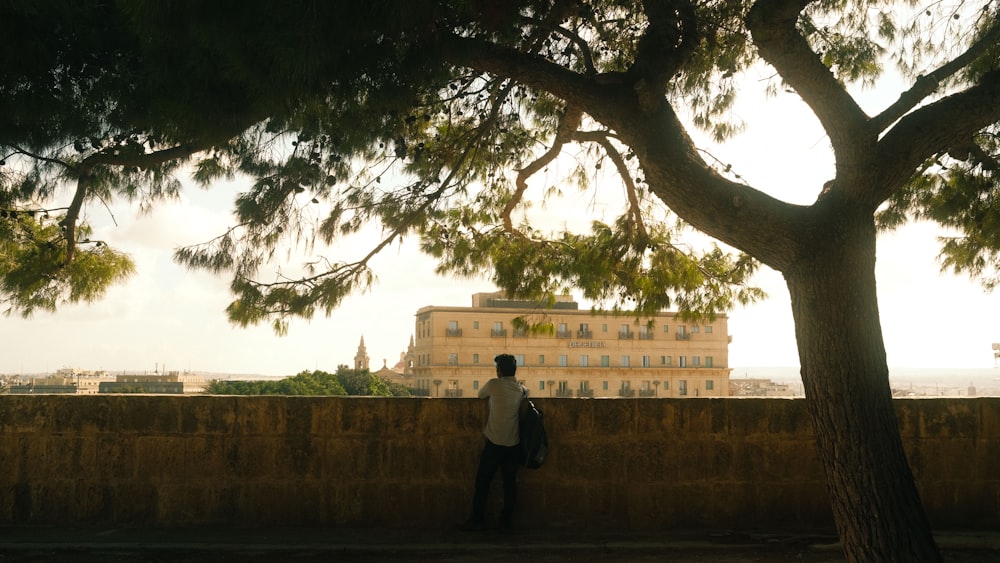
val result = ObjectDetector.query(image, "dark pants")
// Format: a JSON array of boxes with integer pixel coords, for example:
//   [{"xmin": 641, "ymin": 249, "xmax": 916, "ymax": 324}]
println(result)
[{"xmin": 470, "ymin": 438, "xmax": 519, "ymax": 526}]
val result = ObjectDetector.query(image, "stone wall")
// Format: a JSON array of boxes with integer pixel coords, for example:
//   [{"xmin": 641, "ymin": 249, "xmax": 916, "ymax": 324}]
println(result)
[{"xmin": 0, "ymin": 395, "xmax": 996, "ymax": 530}]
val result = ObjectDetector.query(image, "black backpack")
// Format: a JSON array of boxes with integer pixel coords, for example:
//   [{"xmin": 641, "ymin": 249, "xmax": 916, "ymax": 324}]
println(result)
[{"xmin": 518, "ymin": 391, "xmax": 548, "ymax": 469}]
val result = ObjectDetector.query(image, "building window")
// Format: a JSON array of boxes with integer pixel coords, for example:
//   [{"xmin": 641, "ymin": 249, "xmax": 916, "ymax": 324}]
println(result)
[
  {"xmin": 642, "ymin": 355, "xmax": 651, "ymax": 367},
  {"xmin": 679, "ymin": 380, "xmax": 688, "ymax": 396},
  {"xmin": 621, "ymin": 355, "xmax": 630, "ymax": 367},
  {"xmin": 557, "ymin": 323, "xmax": 570, "ymax": 338},
  {"xmin": 539, "ymin": 355, "xmax": 545, "ymax": 364},
  {"xmin": 559, "ymin": 355, "xmax": 568, "ymax": 367},
  {"xmin": 659, "ymin": 355, "xmax": 666, "ymax": 365},
  {"xmin": 473, "ymin": 380, "xmax": 480, "ymax": 390},
  {"xmin": 473, "ymin": 353, "xmax": 479, "ymax": 364},
  {"xmin": 706, "ymin": 380, "xmax": 714, "ymax": 390},
  {"xmin": 638, "ymin": 325, "xmax": 653, "ymax": 340},
  {"xmin": 492, "ymin": 321, "xmax": 506, "ymax": 337},
  {"xmin": 663, "ymin": 324, "xmax": 670, "ymax": 333},
  {"xmin": 578, "ymin": 323, "xmax": 592, "ymax": 338},
  {"xmin": 665, "ymin": 356, "xmax": 672, "ymax": 366},
  {"xmin": 663, "ymin": 381, "xmax": 670, "ymax": 390},
  {"xmin": 692, "ymin": 356, "xmax": 700, "ymax": 367},
  {"xmin": 619, "ymin": 324, "xmax": 633, "ymax": 339},
  {"xmin": 679, "ymin": 356, "xmax": 687, "ymax": 368},
  {"xmin": 473, "ymin": 321, "xmax": 479, "ymax": 329},
  {"xmin": 540, "ymin": 381, "xmax": 545, "ymax": 391},
  {"xmin": 676, "ymin": 326, "xmax": 689, "ymax": 340},
  {"xmin": 704, "ymin": 325, "xmax": 713, "ymax": 333},
  {"xmin": 603, "ymin": 381, "xmax": 609, "ymax": 390},
  {"xmin": 580, "ymin": 355, "xmax": 589, "ymax": 367},
  {"xmin": 447, "ymin": 321, "xmax": 462, "ymax": 337},
  {"xmin": 448, "ymin": 353, "xmax": 459, "ymax": 365},
  {"xmin": 515, "ymin": 354, "xmax": 525, "ymax": 366},
  {"xmin": 602, "ymin": 323, "xmax": 608, "ymax": 332},
  {"xmin": 601, "ymin": 355, "xmax": 610, "ymax": 367},
  {"xmin": 705, "ymin": 356, "xmax": 713, "ymax": 368},
  {"xmin": 691, "ymin": 325, "xmax": 700, "ymax": 333}
]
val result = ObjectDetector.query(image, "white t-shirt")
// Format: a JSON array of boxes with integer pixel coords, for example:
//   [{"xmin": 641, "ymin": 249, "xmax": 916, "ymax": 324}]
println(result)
[{"xmin": 478, "ymin": 376, "xmax": 524, "ymax": 446}]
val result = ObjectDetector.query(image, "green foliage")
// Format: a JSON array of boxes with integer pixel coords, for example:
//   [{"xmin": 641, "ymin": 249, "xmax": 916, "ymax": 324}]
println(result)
[
  {"xmin": 0, "ymin": 210, "xmax": 135, "ymax": 316},
  {"xmin": 206, "ymin": 370, "xmax": 348, "ymax": 396},
  {"xmin": 205, "ymin": 367, "xmax": 411, "ymax": 397},
  {"xmin": 879, "ymin": 133, "xmax": 1000, "ymax": 290},
  {"xmin": 2, "ymin": 0, "xmax": 998, "ymax": 330}
]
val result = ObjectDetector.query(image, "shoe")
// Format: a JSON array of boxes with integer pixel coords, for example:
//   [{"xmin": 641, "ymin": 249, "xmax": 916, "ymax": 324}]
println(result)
[{"xmin": 457, "ymin": 520, "xmax": 486, "ymax": 532}]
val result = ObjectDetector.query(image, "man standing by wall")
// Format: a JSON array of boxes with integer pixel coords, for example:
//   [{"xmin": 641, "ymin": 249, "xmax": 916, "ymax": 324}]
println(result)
[{"xmin": 460, "ymin": 353, "xmax": 524, "ymax": 531}]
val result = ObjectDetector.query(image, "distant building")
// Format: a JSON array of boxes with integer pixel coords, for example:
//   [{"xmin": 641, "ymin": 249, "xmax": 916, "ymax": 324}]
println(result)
[
  {"xmin": 729, "ymin": 377, "xmax": 794, "ymax": 397},
  {"xmin": 354, "ymin": 336, "xmax": 370, "ymax": 371},
  {"xmin": 55, "ymin": 368, "xmax": 116, "ymax": 395},
  {"xmin": 408, "ymin": 291, "xmax": 732, "ymax": 398},
  {"xmin": 99, "ymin": 371, "xmax": 206, "ymax": 394},
  {"xmin": 8, "ymin": 376, "xmax": 77, "ymax": 394}
]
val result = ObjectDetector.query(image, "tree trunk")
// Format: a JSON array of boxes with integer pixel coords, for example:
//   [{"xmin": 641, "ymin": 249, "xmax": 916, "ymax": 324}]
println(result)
[{"xmin": 784, "ymin": 214, "xmax": 942, "ymax": 562}]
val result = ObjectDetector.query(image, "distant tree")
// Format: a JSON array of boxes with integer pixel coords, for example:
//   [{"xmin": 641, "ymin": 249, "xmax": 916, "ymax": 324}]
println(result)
[
  {"xmin": 4, "ymin": 1, "xmax": 999, "ymax": 559},
  {"xmin": 206, "ymin": 371, "xmax": 347, "ymax": 396},
  {"xmin": 334, "ymin": 365, "xmax": 410, "ymax": 396}
]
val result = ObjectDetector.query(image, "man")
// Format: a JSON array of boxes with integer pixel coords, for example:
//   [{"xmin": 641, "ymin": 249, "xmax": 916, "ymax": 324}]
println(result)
[{"xmin": 460, "ymin": 353, "xmax": 524, "ymax": 531}]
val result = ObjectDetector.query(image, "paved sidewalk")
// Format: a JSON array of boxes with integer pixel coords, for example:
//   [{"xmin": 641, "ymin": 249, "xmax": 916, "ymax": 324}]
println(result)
[{"xmin": 0, "ymin": 527, "xmax": 997, "ymax": 562}]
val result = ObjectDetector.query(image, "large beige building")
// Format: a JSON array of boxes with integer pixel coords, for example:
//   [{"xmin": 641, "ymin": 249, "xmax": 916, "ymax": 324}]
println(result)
[{"xmin": 409, "ymin": 292, "xmax": 731, "ymax": 398}]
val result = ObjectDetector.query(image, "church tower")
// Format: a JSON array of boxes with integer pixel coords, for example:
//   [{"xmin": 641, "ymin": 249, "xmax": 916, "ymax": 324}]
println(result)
[
  {"xmin": 354, "ymin": 336, "xmax": 370, "ymax": 371},
  {"xmin": 402, "ymin": 334, "xmax": 416, "ymax": 375}
]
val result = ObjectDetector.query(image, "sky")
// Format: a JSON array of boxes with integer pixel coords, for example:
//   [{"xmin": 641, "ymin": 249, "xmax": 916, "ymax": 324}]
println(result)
[{"xmin": 3, "ymin": 69, "xmax": 1000, "ymax": 377}]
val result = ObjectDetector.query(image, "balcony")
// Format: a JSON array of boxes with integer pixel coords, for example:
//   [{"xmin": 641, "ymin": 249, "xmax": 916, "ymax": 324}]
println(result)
[
  {"xmin": 638, "ymin": 332, "xmax": 654, "ymax": 341},
  {"xmin": 445, "ymin": 389, "xmax": 463, "ymax": 398},
  {"xmin": 577, "ymin": 329, "xmax": 593, "ymax": 339},
  {"xmin": 491, "ymin": 329, "xmax": 508, "ymax": 337},
  {"xmin": 618, "ymin": 389, "xmax": 636, "ymax": 398},
  {"xmin": 556, "ymin": 330, "xmax": 572, "ymax": 339},
  {"xmin": 513, "ymin": 328, "xmax": 528, "ymax": 338},
  {"xmin": 446, "ymin": 328, "xmax": 463, "ymax": 337},
  {"xmin": 577, "ymin": 389, "xmax": 595, "ymax": 398},
  {"xmin": 639, "ymin": 389, "xmax": 657, "ymax": 397},
  {"xmin": 676, "ymin": 333, "xmax": 691, "ymax": 340},
  {"xmin": 618, "ymin": 331, "xmax": 634, "ymax": 340},
  {"xmin": 555, "ymin": 389, "xmax": 574, "ymax": 398}
]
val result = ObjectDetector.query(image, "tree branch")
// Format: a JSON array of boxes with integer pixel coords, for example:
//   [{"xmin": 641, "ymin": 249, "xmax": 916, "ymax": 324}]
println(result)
[
  {"xmin": 85, "ymin": 140, "xmax": 210, "ymax": 169},
  {"xmin": 628, "ymin": 0, "xmax": 700, "ymax": 112},
  {"xmin": 571, "ymin": 130, "xmax": 649, "ymax": 239},
  {"xmin": 746, "ymin": 0, "xmax": 870, "ymax": 168},
  {"xmin": 436, "ymin": 32, "xmax": 626, "ymax": 118},
  {"xmin": 875, "ymin": 69, "xmax": 1000, "ymax": 204},
  {"xmin": 872, "ymin": 20, "xmax": 1000, "ymax": 133},
  {"xmin": 57, "ymin": 140, "xmax": 216, "ymax": 267},
  {"xmin": 505, "ymin": 106, "xmax": 582, "ymax": 233}
]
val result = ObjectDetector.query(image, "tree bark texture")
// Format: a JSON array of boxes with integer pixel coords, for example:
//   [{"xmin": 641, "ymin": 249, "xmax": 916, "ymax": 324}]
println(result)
[{"xmin": 784, "ymin": 213, "xmax": 942, "ymax": 562}]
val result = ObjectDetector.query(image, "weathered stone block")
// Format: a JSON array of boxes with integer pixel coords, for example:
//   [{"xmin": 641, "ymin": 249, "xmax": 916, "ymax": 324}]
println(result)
[{"xmin": 0, "ymin": 396, "xmax": 998, "ymax": 531}]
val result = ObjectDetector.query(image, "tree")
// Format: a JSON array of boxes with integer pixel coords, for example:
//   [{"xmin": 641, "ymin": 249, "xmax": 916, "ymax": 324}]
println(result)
[
  {"xmin": 206, "ymin": 370, "xmax": 349, "ymax": 396},
  {"xmin": 205, "ymin": 368, "xmax": 408, "ymax": 396},
  {"xmin": 3, "ymin": 1, "xmax": 999, "ymax": 560},
  {"xmin": 335, "ymin": 365, "xmax": 412, "ymax": 397}
]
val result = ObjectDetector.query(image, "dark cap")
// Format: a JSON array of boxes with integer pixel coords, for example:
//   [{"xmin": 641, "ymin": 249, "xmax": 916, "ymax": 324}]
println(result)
[{"xmin": 494, "ymin": 354, "xmax": 517, "ymax": 377}]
